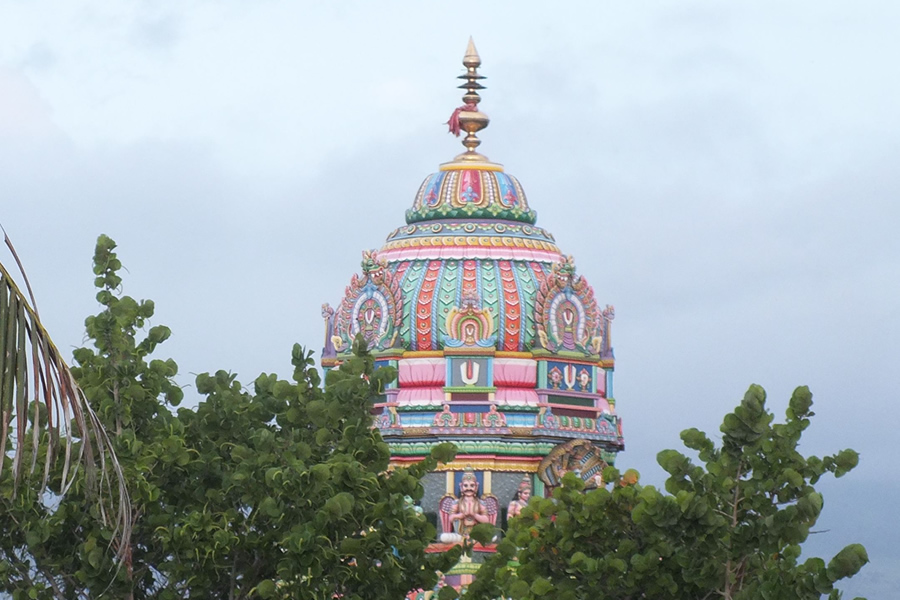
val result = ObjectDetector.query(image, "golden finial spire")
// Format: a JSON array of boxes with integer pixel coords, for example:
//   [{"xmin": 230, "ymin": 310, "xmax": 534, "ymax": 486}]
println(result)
[{"xmin": 445, "ymin": 37, "xmax": 491, "ymax": 163}]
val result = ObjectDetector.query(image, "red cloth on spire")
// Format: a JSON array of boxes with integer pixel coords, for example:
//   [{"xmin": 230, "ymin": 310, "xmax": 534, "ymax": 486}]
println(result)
[{"xmin": 445, "ymin": 103, "xmax": 477, "ymax": 137}]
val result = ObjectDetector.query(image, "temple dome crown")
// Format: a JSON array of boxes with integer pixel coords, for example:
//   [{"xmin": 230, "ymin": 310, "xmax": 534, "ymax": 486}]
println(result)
[
  {"xmin": 322, "ymin": 39, "xmax": 614, "ymax": 360},
  {"xmin": 406, "ymin": 166, "xmax": 537, "ymax": 225}
]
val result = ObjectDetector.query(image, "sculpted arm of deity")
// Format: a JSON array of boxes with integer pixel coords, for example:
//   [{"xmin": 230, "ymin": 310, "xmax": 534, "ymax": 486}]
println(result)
[{"xmin": 449, "ymin": 497, "xmax": 490, "ymax": 525}]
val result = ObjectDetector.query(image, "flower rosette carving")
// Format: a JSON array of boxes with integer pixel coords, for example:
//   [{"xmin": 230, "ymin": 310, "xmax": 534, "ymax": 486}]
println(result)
[
  {"xmin": 534, "ymin": 256, "xmax": 602, "ymax": 355},
  {"xmin": 332, "ymin": 250, "xmax": 404, "ymax": 353}
]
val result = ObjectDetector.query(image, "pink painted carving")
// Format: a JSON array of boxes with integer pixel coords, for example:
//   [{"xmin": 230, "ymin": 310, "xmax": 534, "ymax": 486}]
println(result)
[
  {"xmin": 493, "ymin": 358, "xmax": 537, "ymax": 387},
  {"xmin": 396, "ymin": 387, "xmax": 445, "ymax": 406},
  {"xmin": 377, "ymin": 246, "xmax": 563, "ymax": 263},
  {"xmin": 494, "ymin": 388, "xmax": 540, "ymax": 407},
  {"xmin": 398, "ymin": 358, "xmax": 446, "ymax": 386}
]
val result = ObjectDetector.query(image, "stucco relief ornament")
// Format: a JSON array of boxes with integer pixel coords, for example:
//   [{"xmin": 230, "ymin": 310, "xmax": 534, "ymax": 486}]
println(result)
[
  {"xmin": 596, "ymin": 413, "xmax": 618, "ymax": 438},
  {"xmin": 443, "ymin": 288, "xmax": 497, "ymax": 348},
  {"xmin": 535, "ymin": 256, "xmax": 603, "ymax": 355},
  {"xmin": 433, "ymin": 404, "xmax": 460, "ymax": 428},
  {"xmin": 438, "ymin": 468, "xmax": 499, "ymax": 543},
  {"xmin": 483, "ymin": 404, "xmax": 507, "ymax": 428},
  {"xmin": 321, "ymin": 303, "xmax": 337, "ymax": 359},
  {"xmin": 600, "ymin": 304, "xmax": 615, "ymax": 357},
  {"xmin": 538, "ymin": 439, "xmax": 609, "ymax": 489},
  {"xmin": 377, "ymin": 405, "xmax": 401, "ymax": 430},
  {"xmin": 537, "ymin": 405, "xmax": 559, "ymax": 429},
  {"xmin": 332, "ymin": 250, "xmax": 404, "ymax": 353}
]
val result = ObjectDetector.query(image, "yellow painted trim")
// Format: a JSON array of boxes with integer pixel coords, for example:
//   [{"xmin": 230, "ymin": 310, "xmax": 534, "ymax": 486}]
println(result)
[
  {"xmin": 381, "ymin": 237, "xmax": 560, "ymax": 253},
  {"xmin": 535, "ymin": 356, "xmax": 604, "ymax": 367},
  {"xmin": 495, "ymin": 351, "xmax": 535, "ymax": 359},
  {"xmin": 402, "ymin": 350, "xmax": 445, "ymax": 358},
  {"xmin": 443, "ymin": 346, "xmax": 495, "ymax": 357},
  {"xmin": 431, "ymin": 459, "xmax": 540, "ymax": 472},
  {"xmin": 507, "ymin": 427, "xmax": 535, "ymax": 436},
  {"xmin": 402, "ymin": 427, "xmax": 430, "ymax": 436},
  {"xmin": 439, "ymin": 162, "xmax": 504, "ymax": 172},
  {"xmin": 483, "ymin": 471, "xmax": 492, "ymax": 494},
  {"xmin": 445, "ymin": 471, "xmax": 454, "ymax": 495}
]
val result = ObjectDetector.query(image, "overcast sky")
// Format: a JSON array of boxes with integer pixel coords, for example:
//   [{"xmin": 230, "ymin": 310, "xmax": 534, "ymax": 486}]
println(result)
[{"xmin": 2, "ymin": 2, "xmax": 897, "ymax": 596}]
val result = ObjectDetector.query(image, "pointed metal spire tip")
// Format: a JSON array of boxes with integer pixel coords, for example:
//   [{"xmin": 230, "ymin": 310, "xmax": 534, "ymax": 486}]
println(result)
[{"xmin": 463, "ymin": 37, "xmax": 480, "ymax": 68}]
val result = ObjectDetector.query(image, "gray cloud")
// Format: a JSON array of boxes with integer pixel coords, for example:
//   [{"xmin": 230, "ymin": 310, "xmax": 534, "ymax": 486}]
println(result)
[
  {"xmin": 130, "ymin": 13, "xmax": 181, "ymax": 51},
  {"xmin": 21, "ymin": 42, "xmax": 57, "ymax": 71}
]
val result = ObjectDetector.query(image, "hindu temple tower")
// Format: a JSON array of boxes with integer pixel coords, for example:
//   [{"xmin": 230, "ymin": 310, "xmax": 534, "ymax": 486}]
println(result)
[{"xmin": 321, "ymin": 39, "xmax": 624, "ymax": 589}]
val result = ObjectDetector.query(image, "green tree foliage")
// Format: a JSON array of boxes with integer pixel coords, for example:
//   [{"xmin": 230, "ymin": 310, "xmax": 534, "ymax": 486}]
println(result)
[
  {"xmin": 0, "ymin": 235, "xmax": 187, "ymax": 598},
  {"xmin": 158, "ymin": 345, "xmax": 460, "ymax": 599},
  {"xmin": 0, "ymin": 236, "xmax": 459, "ymax": 598},
  {"xmin": 0, "ymin": 230, "xmax": 128, "ymax": 547},
  {"xmin": 466, "ymin": 385, "xmax": 868, "ymax": 600}
]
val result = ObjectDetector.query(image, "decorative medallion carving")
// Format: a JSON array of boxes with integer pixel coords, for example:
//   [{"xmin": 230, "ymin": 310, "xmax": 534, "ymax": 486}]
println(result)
[
  {"xmin": 332, "ymin": 250, "xmax": 404, "ymax": 353},
  {"xmin": 443, "ymin": 289, "xmax": 497, "ymax": 348},
  {"xmin": 535, "ymin": 256, "xmax": 603, "ymax": 355}
]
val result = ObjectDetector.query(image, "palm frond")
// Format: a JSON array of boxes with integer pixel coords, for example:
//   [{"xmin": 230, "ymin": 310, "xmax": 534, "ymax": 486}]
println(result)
[{"xmin": 0, "ymin": 230, "xmax": 131, "ymax": 559}]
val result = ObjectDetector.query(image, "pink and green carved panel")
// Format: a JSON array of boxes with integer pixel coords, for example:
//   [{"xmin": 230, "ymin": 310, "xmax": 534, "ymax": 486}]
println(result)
[
  {"xmin": 372, "ymin": 258, "xmax": 544, "ymax": 352},
  {"xmin": 406, "ymin": 169, "xmax": 537, "ymax": 224}
]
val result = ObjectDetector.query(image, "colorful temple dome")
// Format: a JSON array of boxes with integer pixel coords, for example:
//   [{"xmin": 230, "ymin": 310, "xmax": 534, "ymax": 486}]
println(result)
[
  {"xmin": 405, "ymin": 168, "xmax": 537, "ymax": 224},
  {"xmin": 321, "ymin": 39, "xmax": 624, "ymax": 592}
]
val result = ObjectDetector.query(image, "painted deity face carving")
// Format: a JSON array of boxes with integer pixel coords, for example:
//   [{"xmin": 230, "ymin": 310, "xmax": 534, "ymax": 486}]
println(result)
[
  {"xmin": 519, "ymin": 486, "xmax": 531, "ymax": 503},
  {"xmin": 463, "ymin": 321, "xmax": 477, "ymax": 345},
  {"xmin": 360, "ymin": 251, "xmax": 386, "ymax": 284},
  {"xmin": 460, "ymin": 478, "xmax": 479, "ymax": 498}
]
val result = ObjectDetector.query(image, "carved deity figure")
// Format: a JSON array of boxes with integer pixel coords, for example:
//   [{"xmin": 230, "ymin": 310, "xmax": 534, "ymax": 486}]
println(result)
[
  {"xmin": 449, "ymin": 471, "xmax": 491, "ymax": 537},
  {"xmin": 506, "ymin": 476, "xmax": 532, "ymax": 519},
  {"xmin": 439, "ymin": 469, "xmax": 499, "ymax": 542},
  {"xmin": 462, "ymin": 320, "xmax": 478, "ymax": 345},
  {"xmin": 558, "ymin": 302, "xmax": 578, "ymax": 350}
]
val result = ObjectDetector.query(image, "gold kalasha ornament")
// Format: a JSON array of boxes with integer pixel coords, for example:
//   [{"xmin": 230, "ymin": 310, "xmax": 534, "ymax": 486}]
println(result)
[
  {"xmin": 456, "ymin": 37, "xmax": 490, "ymax": 160},
  {"xmin": 443, "ymin": 37, "xmax": 500, "ymax": 168}
]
